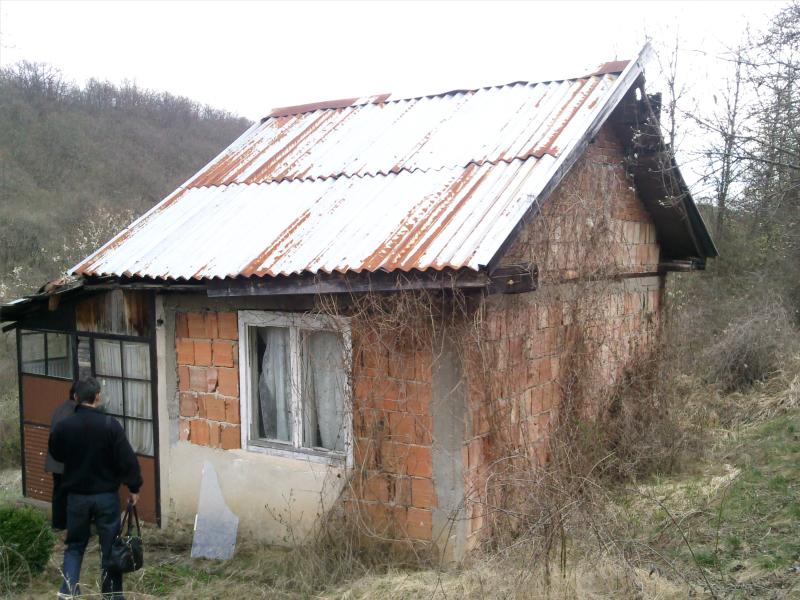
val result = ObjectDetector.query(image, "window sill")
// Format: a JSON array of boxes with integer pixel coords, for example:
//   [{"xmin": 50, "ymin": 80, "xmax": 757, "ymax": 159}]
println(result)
[{"xmin": 244, "ymin": 439, "xmax": 347, "ymax": 466}]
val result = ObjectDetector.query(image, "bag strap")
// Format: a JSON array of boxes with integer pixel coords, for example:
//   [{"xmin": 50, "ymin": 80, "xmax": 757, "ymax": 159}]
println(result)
[{"xmin": 126, "ymin": 500, "xmax": 141, "ymax": 537}]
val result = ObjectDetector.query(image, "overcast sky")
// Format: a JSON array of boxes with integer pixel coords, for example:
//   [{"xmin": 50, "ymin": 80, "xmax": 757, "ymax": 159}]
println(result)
[{"xmin": 0, "ymin": 0, "xmax": 787, "ymax": 194}]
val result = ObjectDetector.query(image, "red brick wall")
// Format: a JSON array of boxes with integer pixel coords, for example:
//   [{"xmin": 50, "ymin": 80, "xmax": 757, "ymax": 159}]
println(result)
[
  {"xmin": 175, "ymin": 311, "xmax": 241, "ymax": 450},
  {"xmin": 463, "ymin": 124, "xmax": 664, "ymax": 547},
  {"xmin": 347, "ymin": 326, "xmax": 437, "ymax": 542},
  {"xmin": 503, "ymin": 125, "xmax": 659, "ymax": 283}
]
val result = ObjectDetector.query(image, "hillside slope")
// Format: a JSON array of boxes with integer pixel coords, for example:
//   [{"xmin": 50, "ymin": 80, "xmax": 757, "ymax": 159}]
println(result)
[{"xmin": 0, "ymin": 61, "xmax": 251, "ymax": 301}]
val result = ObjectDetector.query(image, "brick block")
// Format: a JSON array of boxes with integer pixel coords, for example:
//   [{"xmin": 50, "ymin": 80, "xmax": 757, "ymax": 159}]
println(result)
[
  {"xmin": 388, "ymin": 412, "xmax": 415, "ymax": 444},
  {"xmin": 415, "ymin": 415, "xmax": 433, "ymax": 445},
  {"xmin": 189, "ymin": 367, "xmax": 209, "ymax": 392},
  {"xmin": 178, "ymin": 366, "xmax": 190, "ymax": 392},
  {"xmin": 225, "ymin": 398, "xmax": 240, "ymax": 424},
  {"xmin": 205, "ymin": 312, "xmax": 219, "ymax": 339},
  {"xmin": 411, "ymin": 478, "xmax": 436, "ymax": 509},
  {"xmin": 194, "ymin": 340, "xmax": 212, "ymax": 366},
  {"xmin": 393, "ymin": 476, "xmax": 411, "ymax": 505},
  {"xmin": 405, "ymin": 445, "xmax": 432, "ymax": 478},
  {"xmin": 212, "ymin": 340, "xmax": 235, "ymax": 367},
  {"xmin": 179, "ymin": 392, "xmax": 198, "ymax": 418},
  {"xmin": 217, "ymin": 368, "xmax": 238, "ymax": 397},
  {"xmin": 217, "ymin": 312, "xmax": 238, "ymax": 340},
  {"xmin": 406, "ymin": 507, "xmax": 432, "ymax": 540},
  {"xmin": 175, "ymin": 313, "xmax": 189, "ymax": 339},
  {"xmin": 406, "ymin": 382, "xmax": 431, "ymax": 415},
  {"xmin": 363, "ymin": 475, "xmax": 390, "ymax": 503},
  {"xmin": 205, "ymin": 395, "xmax": 227, "ymax": 421},
  {"xmin": 221, "ymin": 425, "xmax": 241, "ymax": 450},
  {"xmin": 208, "ymin": 421, "xmax": 221, "ymax": 448},
  {"xmin": 187, "ymin": 313, "xmax": 207, "ymax": 339},
  {"xmin": 190, "ymin": 419, "xmax": 209, "ymax": 446},
  {"xmin": 176, "ymin": 338, "xmax": 194, "ymax": 366},
  {"xmin": 197, "ymin": 393, "xmax": 214, "ymax": 418},
  {"xmin": 206, "ymin": 368, "xmax": 219, "ymax": 393}
]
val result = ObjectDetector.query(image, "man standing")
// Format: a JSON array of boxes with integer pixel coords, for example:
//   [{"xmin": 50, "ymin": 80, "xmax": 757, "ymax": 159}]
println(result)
[
  {"xmin": 45, "ymin": 381, "xmax": 77, "ymax": 531},
  {"xmin": 49, "ymin": 376, "xmax": 143, "ymax": 599}
]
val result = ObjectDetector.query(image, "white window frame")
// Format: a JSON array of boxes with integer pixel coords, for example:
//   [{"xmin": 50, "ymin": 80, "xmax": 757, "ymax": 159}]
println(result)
[{"xmin": 237, "ymin": 310, "xmax": 352, "ymax": 467}]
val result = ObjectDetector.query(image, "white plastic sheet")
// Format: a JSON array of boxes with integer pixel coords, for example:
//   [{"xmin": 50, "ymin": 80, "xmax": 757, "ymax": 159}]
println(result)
[{"xmin": 191, "ymin": 461, "xmax": 239, "ymax": 560}]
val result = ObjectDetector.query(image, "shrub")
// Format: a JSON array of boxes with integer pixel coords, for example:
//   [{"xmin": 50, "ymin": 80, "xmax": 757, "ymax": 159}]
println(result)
[
  {"xmin": 701, "ymin": 302, "xmax": 797, "ymax": 391},
  {"xmin": 0, "ymin": 504, "xmax": 56, "ymax": 591}
]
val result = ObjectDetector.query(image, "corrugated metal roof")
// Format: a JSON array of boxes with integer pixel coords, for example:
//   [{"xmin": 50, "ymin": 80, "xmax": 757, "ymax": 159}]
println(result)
[{"xmin": 73, "ymin": 58, "xmax": 644, "ymax": 281}]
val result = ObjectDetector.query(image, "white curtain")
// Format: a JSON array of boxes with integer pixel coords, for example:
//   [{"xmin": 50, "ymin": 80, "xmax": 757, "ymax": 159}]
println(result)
[
  {"xmin": 99, "ymin": 377, "xmax": 123, "ymax": 415},
  {"xmin": 122, "ymin": 342, "xmax": 150, "ymax": 379},
  {"xmin": 95, "ymin": 339, "xmax": 122, "ymax": 376},
  {"xmin": 125, "ymin": 380, "xmax": 151, "ymax": 419},
  {"xmin": 126, "ymin": 418, "xmax": 153, "ymax": 455},
  {"xmin": 258, "ymin": 327, "xmax": 291, "ymax": 442},
  {"xmin": 303, "ymin": 331, "xmax": 345, "ymax": 452}
]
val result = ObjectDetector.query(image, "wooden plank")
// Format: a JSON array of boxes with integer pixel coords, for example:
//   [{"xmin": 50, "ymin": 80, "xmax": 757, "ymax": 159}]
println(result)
[
  {"xmin": 75, "ymin": 290, "xmax": 153, "ymax": 337},
  {"xmin": 208, "ymin": 269, "xmax": 491, "ymax": 298}
]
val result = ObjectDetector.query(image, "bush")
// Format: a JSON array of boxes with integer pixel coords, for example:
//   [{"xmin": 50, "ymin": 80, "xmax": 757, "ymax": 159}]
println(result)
[
  {"xmin": 701, "ymin": 302, "xmax": 797, "ymax": 392},
  {"xmin": 0, "ymin": 504, "xmax": 55, "ymax": 591}
]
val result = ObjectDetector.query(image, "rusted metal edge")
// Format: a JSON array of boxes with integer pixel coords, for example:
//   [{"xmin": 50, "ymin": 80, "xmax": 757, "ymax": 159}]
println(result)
[
  {"xmin": 268, "ymin": 94, "xmax": 392, "ymax": 119},
  {"xmin": 206, "ymin": 269, "xmax": 491, "ymax": 297},
  {"xmin": 260, "ymin": 71, "xmax": 628, "ymax": 122}
]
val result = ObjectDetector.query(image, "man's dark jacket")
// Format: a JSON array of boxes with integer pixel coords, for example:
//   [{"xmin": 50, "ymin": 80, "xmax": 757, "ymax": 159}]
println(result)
[
  {"xmin": 44, "ymin": 398, "xmax": 77, "ymax": 474},
  {"xmin": 49, "ymin": 405, "xmax": 142, "ymax": 495}
]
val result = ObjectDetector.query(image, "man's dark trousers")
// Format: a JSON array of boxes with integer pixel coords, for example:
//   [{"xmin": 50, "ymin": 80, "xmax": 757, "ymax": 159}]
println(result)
[{"xmin": 59, "ymin": 491, "xmax": 122, "ymax": 598}]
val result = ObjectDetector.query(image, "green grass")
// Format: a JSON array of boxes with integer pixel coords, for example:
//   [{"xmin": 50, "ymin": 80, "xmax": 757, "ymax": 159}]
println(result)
[{"xmin": 630, "ymin": 409, "xmax": 800, "ymax": 597}]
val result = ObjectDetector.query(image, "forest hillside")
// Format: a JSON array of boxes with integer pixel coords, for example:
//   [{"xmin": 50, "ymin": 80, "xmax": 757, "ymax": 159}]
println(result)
[{"xmin": 0, "ymin": 61, "xmax": 251, "ymax": 303}]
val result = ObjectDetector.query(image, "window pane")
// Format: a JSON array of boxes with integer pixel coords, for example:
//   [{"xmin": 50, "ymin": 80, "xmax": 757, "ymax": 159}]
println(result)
[
  {"xmin": 122, "ymin": 342, "xmax": 150, "ymax": 380},
  {"xmin": 46, "ymin": 332, "xmax": 72, "ymax": 379},
  {"xmin": 99, "ymin": 377, "xmax": 123, "ymax": 415},
  {"xmin": 20, "ymin": 331, "xmax": 46, "ymax": 375},
  {"xmin": 253, "ymin": 326, "xmax": 292, "ymax": 443},
  {"xmin": 126, "ymin": 419, "xmax": 154, "ymax": 456},
  {"xmin": 125, "ymin": 380, "xmax": 152, "ymax": 419},
  {"xmin": 77, "ymin": 336, "xmax": 92, "ymax": 379},
  {"xmin": 301, "ymin": 330, "xmax": 346, "ymax": 452},
  {"xmin": 95, "ymin": 339, "xmax": 122, "ymax": 377}
]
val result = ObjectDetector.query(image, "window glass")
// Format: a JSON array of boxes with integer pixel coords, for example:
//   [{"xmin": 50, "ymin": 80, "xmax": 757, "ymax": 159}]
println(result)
[
  {"xmin": 126, "ymin": 419, "xmax": 154, "ymax": 455},
  {"xmin": 46, "ymin": 332, "xmax": 72, "ymax": 378},
  {"xmin": 95, "ymin": 339, "xmax": 122, "ymax": 377},
  {"xmin": 99, "ymin": 377, "xmax": 123, "ymax": 415},
  {"xmin": 301, "ymin": 330, "xmax": 346, "ymax": 452},
  {"xmin": 253, "ymin": 326, "xmax": 292, "ymax": 443},
  {"xmin": 20, "ymin": 331, "xmax": 46, "ymax": 375},
  {"xmin": 125, "ymin": 380, "xmax": 152, "ymax": 419},
  {"xmin": 77, "ymin": 336, "xmax": 92, "ymax": 379},
  {"xmin": 122, "ymin": 342, "xmax": 150, "ymax": 380}
]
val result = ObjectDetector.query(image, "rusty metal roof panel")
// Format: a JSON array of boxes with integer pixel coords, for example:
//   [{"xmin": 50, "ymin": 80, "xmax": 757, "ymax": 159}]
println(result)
[
  {"xmin": 187, "ymin": 75, "xmax": 617, "ymax": 187},
  {"xmin": 76, "ymin": 158, "xmax": 556, "ymax": 279},
  {"xmin": 72, "ymin": 56, "xmax": 648, "ymax": 281}
]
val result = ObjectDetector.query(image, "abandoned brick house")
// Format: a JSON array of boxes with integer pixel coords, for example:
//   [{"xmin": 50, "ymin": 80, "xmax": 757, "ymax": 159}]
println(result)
[{"xmin": 2, "ymin": 48, "xmax": 715, "ymax": 559}]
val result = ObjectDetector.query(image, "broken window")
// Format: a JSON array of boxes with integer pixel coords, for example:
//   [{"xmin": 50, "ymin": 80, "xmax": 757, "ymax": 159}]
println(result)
[{"xmin": 240, "ymin": 311, "xmax": 350, "ymax": 460}]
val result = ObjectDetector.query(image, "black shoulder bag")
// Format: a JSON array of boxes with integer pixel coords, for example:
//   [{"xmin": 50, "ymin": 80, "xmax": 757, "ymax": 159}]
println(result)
[{"xmin": 109, "ymin": 501, "xmax": 144, "ymax": 573}]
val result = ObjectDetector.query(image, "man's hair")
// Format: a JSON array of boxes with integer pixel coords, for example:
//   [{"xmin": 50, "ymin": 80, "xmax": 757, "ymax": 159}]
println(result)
[
  {"xmin": 75, "ymin": 377, "xmax": 101, "ymax": 404},
  {"xmin": 69, "ymin": 380, "xmax": 78, "ymax": 399}
]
